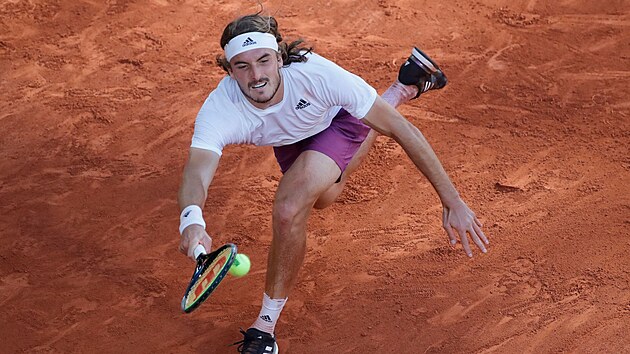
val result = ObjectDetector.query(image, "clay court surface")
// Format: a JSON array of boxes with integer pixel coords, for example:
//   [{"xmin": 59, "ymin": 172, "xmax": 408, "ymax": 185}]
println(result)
[{"xmin": 1, "ymin": 0, "xmax": 629, "ymax": 352}]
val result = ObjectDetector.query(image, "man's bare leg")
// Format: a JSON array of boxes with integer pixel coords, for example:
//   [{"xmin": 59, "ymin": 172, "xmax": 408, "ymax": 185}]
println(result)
[
  {"xmin": 266, "ymin": 151, "xmax": 342, "ymax": 298},
  {"xmin": 249, "ymin": 151, "xmax": 340, "ymax": 334},
  {"xmin": 314, "ymin": 81, "xmax": 418, "ymax": 209}
]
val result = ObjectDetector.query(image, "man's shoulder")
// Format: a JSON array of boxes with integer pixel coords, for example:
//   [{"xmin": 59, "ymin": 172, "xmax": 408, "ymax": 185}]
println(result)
[
  {"xmin": 283, "ymin": 52, "xmax": 347, "ymax": 84},
  {"xmin": 287, "ymin": 52, "xmax": 337, "ymax": 70}
]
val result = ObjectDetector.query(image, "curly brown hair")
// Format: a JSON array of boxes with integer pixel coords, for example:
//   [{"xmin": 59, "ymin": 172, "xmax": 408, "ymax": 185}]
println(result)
[{"xmin": 216, "ymin": 13, "xmax": 312, "ymax": 73}]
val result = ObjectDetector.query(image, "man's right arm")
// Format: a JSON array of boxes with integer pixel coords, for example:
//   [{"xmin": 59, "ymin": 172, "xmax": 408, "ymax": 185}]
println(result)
[{"xmin": 178, "ymin": 147, "xmax": 221, "ymax": 260}]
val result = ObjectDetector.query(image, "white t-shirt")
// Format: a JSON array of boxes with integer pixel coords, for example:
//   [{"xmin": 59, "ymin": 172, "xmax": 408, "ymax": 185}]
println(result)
[{"xmin": 191, "ymin": 53, "xmax": 378, "ymax": 155}]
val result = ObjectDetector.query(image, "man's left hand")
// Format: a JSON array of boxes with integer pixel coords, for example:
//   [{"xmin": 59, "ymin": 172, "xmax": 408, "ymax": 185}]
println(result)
[{"xmin": 442, "ymin": 199, "xmax": 489, "ymax": 257}]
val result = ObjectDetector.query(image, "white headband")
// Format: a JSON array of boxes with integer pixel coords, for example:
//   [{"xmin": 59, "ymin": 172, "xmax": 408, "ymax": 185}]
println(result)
[{"xmin": 224, "ymin": 32, "xmax": 279, "ymax": 62}]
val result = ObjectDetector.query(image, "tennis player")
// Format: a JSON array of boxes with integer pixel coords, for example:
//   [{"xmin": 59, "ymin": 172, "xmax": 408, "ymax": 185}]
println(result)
[{"xmin": 177, "ymin": 12, "xmax": 489, "ymax": 354}]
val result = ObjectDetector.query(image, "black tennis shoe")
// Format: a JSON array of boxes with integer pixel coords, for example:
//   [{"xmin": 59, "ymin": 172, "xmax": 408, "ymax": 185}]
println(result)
[
  {"xmin": 398, "ymin": 47, "xmax": 448, "ymax": 99},
  {"xmin": 233, "ymin": 328, "xmax": 278, "ymax": 354}
]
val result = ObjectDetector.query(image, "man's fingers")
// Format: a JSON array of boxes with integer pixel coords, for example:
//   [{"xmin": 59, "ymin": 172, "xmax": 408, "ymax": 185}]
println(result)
[
  {"xmin": 457, "ymin": 228, "xmax": 473, "ymax": 257},
  {"xmin": 187, "ymin": 239, "xmax": 199, "ymax": 260},
  {"xmin": 469, "ymin": 227, "xmax": 487, "ymax": 254},
  {"xmin": 474, "ymin": 215, "xmax": 483, "ymax": 228},
  {"xmin": 445, "ymin": 226, "xmax": 457, "ymax": 245},
  {"xmin": 443, "ymin": 209, "xmax": 457, "ymax": 245},
  {"xmin": 473, "ymin": 222, "xmax": 489, "ymax": 245},
  {"xmin": 179, "ymin": 226, "xmax": 213, "ymax": 261},
  {"xmin": 186, "ymin": 235, "xmax": 202, "ymax": 259},
  {"xmin": 186, "ymin": 235, "xmax": 212, "ymax": 261},
  {"xmin": 201, "ymin": 237, "xmax": 212, "ymax": 256},
  {"xmin": 179, "ymin": 237, "xmax": 189, "ymax": 255}
]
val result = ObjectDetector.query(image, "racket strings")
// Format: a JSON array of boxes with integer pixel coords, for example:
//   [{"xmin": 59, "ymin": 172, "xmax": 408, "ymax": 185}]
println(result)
[
  {"xmin": 181, "ymin": 244, "xmax": 237, "ymax": 313},
  {"xmin": 184, "ymin": 250, "xmax": 233, "ymax": 310}
]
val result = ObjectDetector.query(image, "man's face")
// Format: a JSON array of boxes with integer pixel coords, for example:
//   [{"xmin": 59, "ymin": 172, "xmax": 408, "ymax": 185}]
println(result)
[{"xmin": 228, "ymin": 48, "xmax": 283, "ymax": 109}]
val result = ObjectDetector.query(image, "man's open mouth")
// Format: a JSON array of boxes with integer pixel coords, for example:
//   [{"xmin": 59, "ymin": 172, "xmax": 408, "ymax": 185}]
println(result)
[{"xmin": 251, "ymin": 81, "xmax": 267, "ymax": 89}]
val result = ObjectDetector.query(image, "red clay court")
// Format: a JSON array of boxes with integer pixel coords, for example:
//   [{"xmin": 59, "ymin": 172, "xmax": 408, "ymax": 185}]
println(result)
[{"xmin": 1, "ymin": 0, "xmax": 629, "ymax": 352}]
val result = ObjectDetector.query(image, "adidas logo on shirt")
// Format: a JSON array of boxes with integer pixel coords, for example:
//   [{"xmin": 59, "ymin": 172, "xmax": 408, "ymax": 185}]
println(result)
[
  {"xmin": 242, "ymin": 37, "xmax": 256, "ymax": 47},
  {"xmin": 295, "ymin": 98, "xmax": 311, "ymax": 110}
]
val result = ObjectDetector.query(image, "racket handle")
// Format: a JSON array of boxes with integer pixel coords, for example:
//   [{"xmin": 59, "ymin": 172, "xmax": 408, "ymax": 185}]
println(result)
[{"xmin": 193, "ymin": 244, "xmax": 206, "ymax": 259}]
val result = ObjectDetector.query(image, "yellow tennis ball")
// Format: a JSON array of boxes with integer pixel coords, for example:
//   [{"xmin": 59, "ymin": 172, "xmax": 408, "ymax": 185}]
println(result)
[{"xmin": 229, "ymin": 254, "xmax": 250, "ymax": 277}]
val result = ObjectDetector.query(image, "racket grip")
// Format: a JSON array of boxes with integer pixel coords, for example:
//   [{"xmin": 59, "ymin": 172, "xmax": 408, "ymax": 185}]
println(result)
[{"xmin": 193, "ymin": 244, "xmax": 206, "ymax": 259}]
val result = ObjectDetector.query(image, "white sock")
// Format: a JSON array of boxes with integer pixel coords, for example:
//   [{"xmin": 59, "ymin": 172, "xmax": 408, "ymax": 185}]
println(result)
[
  {"xmin": 250, "ymin": 293, "xmax": 287, "ymax": 335},
  {"xmin": 382, "ymin": 80, "xmax": 418, "ymax": 107}
]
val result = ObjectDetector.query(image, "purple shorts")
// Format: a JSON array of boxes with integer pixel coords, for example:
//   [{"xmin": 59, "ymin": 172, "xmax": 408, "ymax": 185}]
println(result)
[{"xmin": 273, "ymin": 108, "xmax": 371, "ymax": 178}]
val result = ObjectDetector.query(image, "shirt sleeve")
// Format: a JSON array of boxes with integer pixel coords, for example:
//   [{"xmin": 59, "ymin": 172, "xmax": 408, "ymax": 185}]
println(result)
[
  {"xmin": 190, "ymin": 82, "xmax": 249, "ymax": 155},
  {"xmin": 309, "ymin": 55, "xmax": 378, "ymax": 119}
]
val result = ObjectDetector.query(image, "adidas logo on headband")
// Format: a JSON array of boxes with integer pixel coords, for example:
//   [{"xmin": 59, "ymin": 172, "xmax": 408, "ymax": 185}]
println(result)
[{"xmin": 242, "ymin": 37, "xmax": 256, "ymax": 47}]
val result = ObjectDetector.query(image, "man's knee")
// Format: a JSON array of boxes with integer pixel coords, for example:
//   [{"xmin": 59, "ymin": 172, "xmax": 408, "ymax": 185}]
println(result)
[{"xmin": 272, "ymin": 198, "xmax": 305, "ymax": 232}]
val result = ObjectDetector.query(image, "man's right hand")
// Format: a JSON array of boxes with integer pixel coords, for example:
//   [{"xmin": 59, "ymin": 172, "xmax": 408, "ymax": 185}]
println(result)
[{"xmin": 179, "ymin": 224, "xmax": 213, "ymax": 261}]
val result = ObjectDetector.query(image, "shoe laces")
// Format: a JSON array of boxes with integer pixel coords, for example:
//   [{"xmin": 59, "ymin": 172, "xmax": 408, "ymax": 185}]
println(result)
[{"xmin": 232, "ymin": 328, "xmax": 272, "ymax": 354}]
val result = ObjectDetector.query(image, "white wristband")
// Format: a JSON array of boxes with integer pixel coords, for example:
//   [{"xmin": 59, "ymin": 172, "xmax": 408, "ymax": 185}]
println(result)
[{"xmin": 179, "ymin": 205, "xmax": 206, "ymax": 235}]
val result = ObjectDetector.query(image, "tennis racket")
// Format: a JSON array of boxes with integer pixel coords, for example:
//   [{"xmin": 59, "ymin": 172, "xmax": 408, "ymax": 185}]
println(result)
[{"xmin": 181, "ymin": 243, "xmax": 237, "ymax": 313}]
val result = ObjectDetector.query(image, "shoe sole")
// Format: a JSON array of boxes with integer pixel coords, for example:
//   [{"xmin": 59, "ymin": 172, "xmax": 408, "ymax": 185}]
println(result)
[{"xmin": 411, "ymin": 47, "xmax": 440, "ymax": 74}]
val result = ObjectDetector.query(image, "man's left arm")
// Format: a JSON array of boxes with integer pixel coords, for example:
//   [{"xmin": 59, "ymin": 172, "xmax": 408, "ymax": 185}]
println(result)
[{"xmin": 361, "ymin": 96, "xmax": 489, "ymax": 257}]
